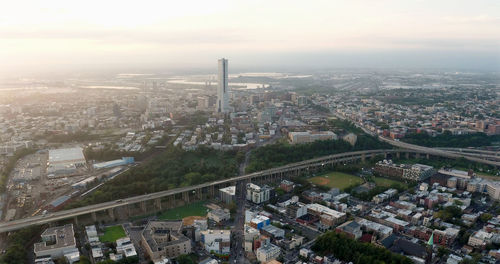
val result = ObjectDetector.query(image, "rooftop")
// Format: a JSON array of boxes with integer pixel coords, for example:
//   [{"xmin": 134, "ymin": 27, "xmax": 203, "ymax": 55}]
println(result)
[
  {"xmin": 34, "ymin": 224, "xmax": 76, "ymax": 254},
  {"xmin": 141, "ymin": 220, "xmax": 189, "ymax": 253},
  {"xmin": 219, "ymin": 186, "xmax": 236, "ymax": 195},
  {"xmin": 48, "ymin": 147, "xmax": 85, "ymax": 163},
  {"xmin": 307, "ymin": 203, "xmax": 346, "ymax": 218}
]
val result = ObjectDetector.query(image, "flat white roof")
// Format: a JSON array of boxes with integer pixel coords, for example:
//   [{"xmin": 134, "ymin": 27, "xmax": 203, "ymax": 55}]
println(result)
[
  {"xmin": 220, "ymin": 186, "xmax": 236, "ymax": 195},
  {"xmin": 307, "ymin": 203, "xmax": 346, "ymax": 218},
  {"xmin": 49, "ymin": 147, "xmax": 85, "ymax": 163}
]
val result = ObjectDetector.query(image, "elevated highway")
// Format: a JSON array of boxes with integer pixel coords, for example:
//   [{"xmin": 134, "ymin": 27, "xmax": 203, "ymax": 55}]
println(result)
[
  {"xmin": 378, "ymin": 137, "xmax": 500, "ymax": 167},
  {"xmin": 1, "ymin": 146, "xmax": 499, "ymax": 233}
]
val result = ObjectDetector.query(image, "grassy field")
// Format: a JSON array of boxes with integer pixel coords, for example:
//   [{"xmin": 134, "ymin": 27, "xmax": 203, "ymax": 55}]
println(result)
[
  {"xmin": 373, "ymin": 176, "xmax": 407, "ymax": 188},
  {"xmin": 309, "ymin": 172, "xmax": 363, "ymax": 190},
  {"xmin": 99, "ymin": 225, "xmax": 126, "ymax": 242},
  {"xmin": 158, "ymin": 200, "xmax": 208, "ymax": 220}
]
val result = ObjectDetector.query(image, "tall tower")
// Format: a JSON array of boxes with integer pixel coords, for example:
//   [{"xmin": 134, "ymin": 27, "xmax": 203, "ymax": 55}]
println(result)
[{"xmin": 217, "ymin": 58, "xmax": 229, "ymax": 113}]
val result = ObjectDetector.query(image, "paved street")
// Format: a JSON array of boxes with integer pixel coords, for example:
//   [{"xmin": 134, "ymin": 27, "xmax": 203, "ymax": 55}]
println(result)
[{"xmin": 230, "ymin": 181, "xmax": 247, "ymax": 264}]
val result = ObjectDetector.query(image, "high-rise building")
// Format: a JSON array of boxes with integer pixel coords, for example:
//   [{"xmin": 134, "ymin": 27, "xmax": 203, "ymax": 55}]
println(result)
[{"xmin": 217, "ymin": 58, "xmax": 230, "ymax": 113}]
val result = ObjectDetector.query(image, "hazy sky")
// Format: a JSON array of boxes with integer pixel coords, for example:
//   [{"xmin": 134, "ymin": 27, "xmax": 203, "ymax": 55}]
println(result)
[{"xmin": 1, "ymin": 0, "xmax": 499, "ymax": 73}]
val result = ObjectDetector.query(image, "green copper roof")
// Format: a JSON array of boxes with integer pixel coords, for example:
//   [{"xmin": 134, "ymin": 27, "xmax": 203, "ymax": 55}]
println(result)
[{"xmin": 427, "ymin": 232, "xmax": 434, "ymax": 246}]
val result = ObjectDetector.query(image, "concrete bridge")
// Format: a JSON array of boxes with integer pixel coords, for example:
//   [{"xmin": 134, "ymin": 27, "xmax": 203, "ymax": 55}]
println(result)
[
  {"xmin": 378, "ymin": 137, "xmax": 500, "ymax": 167},
  {"xmin": 0, "ymin": 148, "xmax": 498, "ymax": 233}
]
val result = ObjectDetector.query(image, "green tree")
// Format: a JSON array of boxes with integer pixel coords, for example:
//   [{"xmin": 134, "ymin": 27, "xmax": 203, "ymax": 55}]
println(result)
[
  {"xmin": 177, "ymin": 254, "xmax": 195, "ymax": 264},
  {"xmin": 479, "ymin": 213, "xmax": 493, "ymax": 223}
]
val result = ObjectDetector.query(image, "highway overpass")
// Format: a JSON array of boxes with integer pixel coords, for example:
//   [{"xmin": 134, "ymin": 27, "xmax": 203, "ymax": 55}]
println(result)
[
  {"xmin": 1, "ymin": 147, "xmax": 499, "ymax": 233},
  {"xmin": 378, "ymin": 137, "xmax": 500, "ymax": 167}
]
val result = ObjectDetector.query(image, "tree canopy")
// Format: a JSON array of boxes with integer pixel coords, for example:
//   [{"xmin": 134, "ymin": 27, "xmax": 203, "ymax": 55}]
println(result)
[
  {"xmin": 246, "ymin": 135, "xmax": 391, "ymax": 173},
  {"xmin": 68, "ymin": 145, "xmax": 239, "ymax": 208},
  {"xmin": 312, "ymin": 231, "xmax": 413, "ymax": 264}
]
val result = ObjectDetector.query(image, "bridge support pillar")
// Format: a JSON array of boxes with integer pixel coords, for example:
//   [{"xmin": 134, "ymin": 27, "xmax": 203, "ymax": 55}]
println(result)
[
  {"xmin": 405, "ymin": 152, "xmax": 409, "ymax": 159},
  {"xmin": 426, "ymin": 154, "xmax": 430, "ymax": 160},
  {"xmin": 396, "ymin": 152, "xmax": 401, "ymax": 159},
  {"xmin": 74, "ymin": 216, "xmax": 79, "ymax": 226},
  {"xmin": 108, "ymin": 208, "xmax": 115, "ymax": 220},
  {"xmin": 91, "ymin": 212, "xmax": 97, "ymax": 223},
  {"xmin": 197, "ymin": 188, "xmax": 202, "ymax": 200},
  {"xmin": 210, "ymin": 185, "xmax": 215, "ymax": 198},
  {"xmin": 155, "ymin": 198, "xmax": 162, "ymax": 211},
  {"xmin": 361, "ymin": 153, "xmax": 366, "ymax": 163},
  {"xmin": 140, "ymin": 201, "xmax": 147, "ymax": 213},
  {"xmin": 182, "ymin": 192, "xmax": 190, "ymax": 203},
  {"xmin": 384, "ymin": 152, "xmax": 388, "ymax": 159},
  {"xmin": 416, "ymin": 153, "xmax": 420, "ymax": 159},
  {"xmin": 169, "ymin": 195, "xmax": 175, "ymax": 209}
]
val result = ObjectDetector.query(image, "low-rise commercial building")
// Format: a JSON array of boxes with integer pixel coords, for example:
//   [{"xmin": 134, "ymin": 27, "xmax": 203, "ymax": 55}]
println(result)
[
  {"xmin": 207, "ymin": 209, "xmax": 230, "ymax": 223},
  {"xmin": 261, "ymin": 225, "xmax": 285, "ymax": 240},
  {"xmin": 256, "ymin": 242, "xmax": 281, "ymax": 263},
  {"xmin": 336, "ymin": 221, "xmax": 362, "ymax": 239},
  {"xmin": 244, "ymin": 224, "xmax": 260, "ymax": 252},
  {"xmin": 250, "ymin": 215, "xmax": 271, "ymax": 230},
  {"xmin": 357, "ymin": 218, "xmax": 393, "ymax": 238},
  {"xmin": 306, "ymin": 203, "xmax": 346, "ymax": 226},
  {"xmin": 438, "ymin": 168, "xmax": 473, "ymax": 179},
  {"xmin": 200, "ymin": 229, "xmax": 231, "ymax": 254},
  {"xmin": 280, "ymin": 180, "xmax": 294, "ymax": 192},
  {"xmin": 468, "ymin": 230, "xmax": 493, "ymax": 248},
  {"xmin": 286, "ymin": 202, "xmax": 308, "ymax": 219},
  {"xmin": 116, "ymin": 237, "xmax": 137, "ymax": 258}
]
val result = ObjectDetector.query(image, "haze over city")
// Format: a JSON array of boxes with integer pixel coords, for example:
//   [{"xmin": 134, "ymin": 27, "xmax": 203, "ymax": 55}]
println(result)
[
  {"xmin": 1, "ymin": 1, "xmax": 500, "ymax": 264},
  {"xmin": 1, "ymin": 0, "xmax": 499, "ymax": 75}
]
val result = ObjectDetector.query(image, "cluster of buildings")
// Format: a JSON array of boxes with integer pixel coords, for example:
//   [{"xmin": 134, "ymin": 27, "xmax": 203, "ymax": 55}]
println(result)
[
  {"xmin": 3, "ymin": 145, "xmax": 136, "ymax": 222},
  {"xmin": 35, "ymin": 223, "xmax": 139, "ymax": 264},
  {"xmin": 433, "ymin": 168, "xmax": 500, "ymax": 201},
  {"xmin": 324, "ymin": 79, "xmax": 500, "ymax": 138},
  {"xmin": 173, "ymin": 117, "xmax": 263, "ymax": 151},
  {"xmin": 243, "ymin": 210, "xmax": 284, "ymax": 263},
  {"xmin": 35, "ymin": 219, "xmax": 228, "ymax": 264},
  {"xmin": 27, "ymin": 165, "xmax": 500, "ymax": 264},
  {"xmin": 115, "ymin": 130, "xmax": 166, "ymax": 153}
]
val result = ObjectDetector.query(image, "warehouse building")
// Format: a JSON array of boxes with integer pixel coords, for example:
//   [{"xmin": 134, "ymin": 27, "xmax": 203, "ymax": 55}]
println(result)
[
  {"xmin": 93, "ymin": 157, "xmax": 134, "ymax": 170},
  {"xmin": 47, "ymin": 147, "xmax": 86, "ymax": 176}
]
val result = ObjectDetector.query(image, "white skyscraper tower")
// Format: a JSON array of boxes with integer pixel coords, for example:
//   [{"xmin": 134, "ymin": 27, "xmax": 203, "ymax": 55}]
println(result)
[{"xmin": 217, "ymin": 58, "xmax": 230, "ymax": 113}]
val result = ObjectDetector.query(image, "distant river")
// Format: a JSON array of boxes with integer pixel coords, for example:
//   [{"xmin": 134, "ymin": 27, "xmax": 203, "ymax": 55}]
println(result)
[
  {"xmin": 167, "ymin": 79, "xmax": 269, "ymax": 89},
  {"xmin": 80, "ymin": 85, "xmax": 140, "ymax": 90}
]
